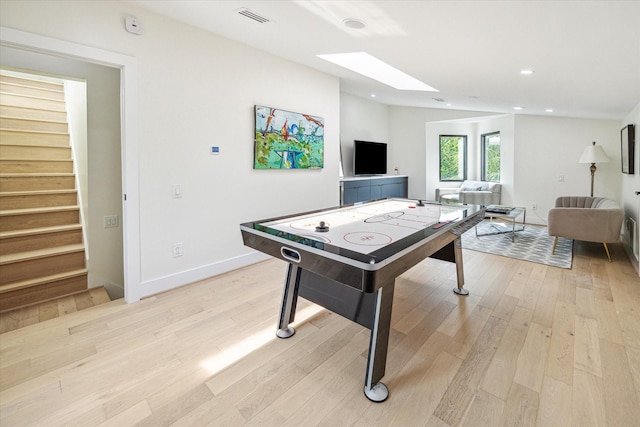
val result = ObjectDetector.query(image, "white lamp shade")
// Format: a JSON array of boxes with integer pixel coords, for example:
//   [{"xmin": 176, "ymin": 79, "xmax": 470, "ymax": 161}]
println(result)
[{"xmin": 579, "ymin": 144, "xmax": 609, "ymax": 164}]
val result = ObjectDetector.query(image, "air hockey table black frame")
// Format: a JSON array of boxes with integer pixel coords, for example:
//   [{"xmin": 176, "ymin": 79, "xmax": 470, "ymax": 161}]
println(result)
[{"xmin": 240, "ymin": 198, "xmax": 484, "ymax": 402}]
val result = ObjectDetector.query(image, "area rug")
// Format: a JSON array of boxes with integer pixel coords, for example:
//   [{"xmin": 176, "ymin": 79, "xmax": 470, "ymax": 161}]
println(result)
[{"xmin": 461, "ymin": 220, "xmax": 573, "ymax": 269}]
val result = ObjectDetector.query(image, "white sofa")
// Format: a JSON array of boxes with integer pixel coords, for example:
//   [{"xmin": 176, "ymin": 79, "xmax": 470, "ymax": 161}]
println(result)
[{"xmin": 436, "ymin": 180, "xmax": 501, "ymax": 206}]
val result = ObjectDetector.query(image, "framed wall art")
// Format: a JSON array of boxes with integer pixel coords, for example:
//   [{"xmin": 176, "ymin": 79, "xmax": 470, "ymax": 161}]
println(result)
[
  {"xmin": 621, "ymin": 124, "xmax": 635, "ymax": 174},
  {"xmin": 254, "ymin": 105, "xmax": 324, "ymax": 169}
]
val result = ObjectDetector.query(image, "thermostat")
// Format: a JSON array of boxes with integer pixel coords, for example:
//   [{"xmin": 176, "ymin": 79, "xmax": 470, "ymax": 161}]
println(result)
[{"xmin": 211, "ymin": 146, "xmax": 220, "ymax": 154}]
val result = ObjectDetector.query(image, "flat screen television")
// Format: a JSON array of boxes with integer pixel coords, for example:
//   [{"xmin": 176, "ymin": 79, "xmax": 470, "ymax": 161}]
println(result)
[{"xmin": 353, "ymin": 140, "xmax": 387, "ymax": 175}]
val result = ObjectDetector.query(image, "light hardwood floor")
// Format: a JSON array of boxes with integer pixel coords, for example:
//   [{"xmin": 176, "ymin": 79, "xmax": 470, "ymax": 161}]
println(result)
[
  {"xmin": 0, "ymin": 287, "xmax": 111, "ymax": 334},
  {"xmin": 0, "ymin": 242, "xmax": 638, "ymax": 426}
]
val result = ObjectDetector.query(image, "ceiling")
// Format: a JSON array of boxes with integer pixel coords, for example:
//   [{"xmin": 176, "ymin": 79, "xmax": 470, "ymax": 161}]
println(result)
[{"xmin": 130, "ymin": 0, "xmax": 640, "ymax": 121}]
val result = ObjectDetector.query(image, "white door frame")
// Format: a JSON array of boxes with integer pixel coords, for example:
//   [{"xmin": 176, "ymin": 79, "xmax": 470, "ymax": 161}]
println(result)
[{"xmin": 1, "ymin": 26, "xmax": 142, "ymax": 302}]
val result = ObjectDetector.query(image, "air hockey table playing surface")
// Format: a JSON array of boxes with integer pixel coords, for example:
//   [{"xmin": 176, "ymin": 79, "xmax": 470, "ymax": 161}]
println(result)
[
  {"xmin": 267, "ymin": 199, "xmax": 449, "ymax": 253},
  {"xmin": 241, "ymin": 199, "xmax": 483, "ymax": 290}
]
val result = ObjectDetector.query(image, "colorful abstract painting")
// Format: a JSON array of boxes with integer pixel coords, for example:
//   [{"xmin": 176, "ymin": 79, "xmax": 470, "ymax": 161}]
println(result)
[{"xmin": 254, "ymin": 105, "xmax": 324, "ymax": 169}]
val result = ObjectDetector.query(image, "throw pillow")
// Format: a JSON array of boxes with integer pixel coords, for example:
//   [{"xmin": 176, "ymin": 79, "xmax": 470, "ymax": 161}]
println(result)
[{"xmin": 460, "ymin": 184, "xmax": 482, "ymax": 191}]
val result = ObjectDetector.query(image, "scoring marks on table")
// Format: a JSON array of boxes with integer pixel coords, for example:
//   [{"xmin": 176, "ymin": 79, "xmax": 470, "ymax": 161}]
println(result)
[
  {"xmin": 265, "ymin": 201, "xmax": 444, "ymax": 254},
  {"xmin": 365, "ymin": 211, "xmax": 405, "ymax": 223},
  {"xmin": 343, "ymin": 232, "xmax": 393, "ymax": 246},
  {"xmin": 364, "ymin": 211, "xmax": 439, "ymax": 230}
]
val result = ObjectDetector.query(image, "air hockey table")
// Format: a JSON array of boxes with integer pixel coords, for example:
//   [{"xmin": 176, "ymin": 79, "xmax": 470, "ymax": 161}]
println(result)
[{"xmin": 240, "ymin": 198, "xmax": 484, "ymax": 402}]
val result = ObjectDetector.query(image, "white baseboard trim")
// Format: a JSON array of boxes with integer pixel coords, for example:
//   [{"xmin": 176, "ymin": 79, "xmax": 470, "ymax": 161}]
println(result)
[
  {"xmin": 136, "ymin": 251, "xmax": 271, "ymax": 301},
  {"xmin": 622, "ymin": 239, "xmax": 640, "ymax": 275},
  {"xmin": 102, "ymin": 282, "xmax": 125, "ymax": 300},
  {"xmin": 88, "ymin": 274, "xmax": 125, "ymax": 299}
]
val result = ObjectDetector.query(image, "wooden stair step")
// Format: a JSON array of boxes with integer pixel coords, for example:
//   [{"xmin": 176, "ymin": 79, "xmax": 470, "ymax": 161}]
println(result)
[
  {"xmin": 0, "ymin": 243, "xmax": 85, "ymax": 265},
  {"xmin": 0, "ymin": 92, "xmax": 66, "ymax": 112},
  {"xmin": 0, "ymin": 267, "xmax": 87, "ymax": 292},
  {"xmin": 0, "ymin": 159, "xmax": 73, "ymax": 173},
  {"xmin": 0, "ymin": 145, "xmax": 71, "ymax": 160},
  {"xmin": 0, "ymin": 74, "xmax": 64, "ymax": 92},
  {"xmin": 88, "ymin": 286, "xmax": 112, "ymax": 306},
  {"xmin": 0, "ymin": 189, "xmax": 78, "ymax": 209},
  {"xmin": 0, "ymin": 173, "xmax": 76, "ymax": 192},
  {"xmin": 0, "ymin": 204, "xmax": 79, "ymax": 216},
  {"xmin": 0, "ymin": 129, "xmax": 70, "ymax": 147},
  {"xmin": 0, "ymin": 287, "xmax": 110, "ymax": 331},
  {"xmin": 0, "ymin": 269, "xmax": 88, "ymax": 313},
  {"xmin": 0, "ymin": 206, "xmax": 80, "ymax": 231},
  {"xmin": 0, "ymin": 117, "xmax": 69, "ymax": 133},
  {"xmin": 0, "ymin": 244, "xmax": 86, "ymax": 285},
  {"xmin": 1, "ymin": 172, "xmax": 74, "ymax": 176},
  {"xmin": 0, "ymin": 223, "xmax": 82, "ymax": 239},
  {"xmin": 0, "ymin": 104, "xmax": 68, "ymax": 122},
  {"xmin": 0, "ymin": 84, "xmax": 65, "ymax": 101},
  {"xmin": 0, "ymin": 224, "xmax": 83, "ymax": 255},
  {"xmin": 0, "ymin": 189, "xmax": 77, "ymax": 197},
  {"xmin": 0, "ymin": 173, "xmax": 75, "ymax": 177},
  {"xmin": 0, "ymin": 173, "xmax": 75, "ymax": 179}
]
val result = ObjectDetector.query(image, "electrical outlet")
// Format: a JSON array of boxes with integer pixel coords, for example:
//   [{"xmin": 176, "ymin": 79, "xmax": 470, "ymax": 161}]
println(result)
[
  {"xmin": 532, "ymin": 203, "xmax": 537, "ymax": 210},
  {"xmin": 104, "ymin": 215, "xmax": 119, "ymax": 228},
  {"xmin": 172, "ymin": 243, "xmax": 183, "ymax": 257}
]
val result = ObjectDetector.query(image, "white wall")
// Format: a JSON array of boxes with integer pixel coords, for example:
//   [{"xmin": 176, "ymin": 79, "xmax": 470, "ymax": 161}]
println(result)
[
  {"xmin": 1, "ymin": 0, "xmax": 340, "ymax": 299},
  {"xmin": 345, "ymin": 95, "xmax": 625, "ymax": 228},
  {"xmin": 514, "ymin": 115, "xmax": 621, "ymax": 224},
  {"xmin": 339, "ymin": 93, "xmax": 389, "ymax": 177},
  {"xmin": 620, "ymin": 101, "xmax": 640, "ymax": 271},
  {"xmin": 63, "ymin": 80, "xmax": 89, "ymax": 254},
  {"xmin": 425, "ymin": 114, "xmax": 515, "ymax": 204},
  {"xmin": 477, "ymin": 115, "xmax": 515, "ymax": 204},
  {"xmin": 388, "ymin": 106, "xmax": 496, "ymax": 199}
]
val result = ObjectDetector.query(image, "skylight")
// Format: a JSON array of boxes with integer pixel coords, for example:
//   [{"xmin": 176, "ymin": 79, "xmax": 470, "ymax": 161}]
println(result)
[{"xmin": 317, "ymin": 52, "xmax": 438, "ymax": 92}]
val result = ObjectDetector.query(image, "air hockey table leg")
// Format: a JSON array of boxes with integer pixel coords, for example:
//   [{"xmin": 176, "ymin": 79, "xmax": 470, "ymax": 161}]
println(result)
[
  {"xmin": 452, "ymin": 237, "xmax": 469, "ymax": 296},
  {"xmin": 363, "ymin": 283, "xmax": 394, "ymax": 402},
  {"xmin": 276, "ymin": 263, "xmax": 301, "ymax": 338}
]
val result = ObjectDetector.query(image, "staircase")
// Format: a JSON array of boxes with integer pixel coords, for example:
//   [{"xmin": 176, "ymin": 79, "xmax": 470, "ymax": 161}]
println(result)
[{"xmin": 0, "ymin": 73, "xmax": 88, "ymax": 312}]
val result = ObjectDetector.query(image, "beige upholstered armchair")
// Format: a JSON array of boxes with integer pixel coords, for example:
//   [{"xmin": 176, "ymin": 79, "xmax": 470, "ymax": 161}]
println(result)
[
  {"xmin": 548, "ymin": 196, "xmax": 623, "ymax": 262},
  {"xmin": 436, "ymin": 180, "xmax": 501, "ymax": 206}
]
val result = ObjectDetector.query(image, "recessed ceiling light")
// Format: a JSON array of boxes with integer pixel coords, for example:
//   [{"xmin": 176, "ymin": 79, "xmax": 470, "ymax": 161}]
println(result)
[
  {"xmin": 343, "ymin": 19, "xmax": 365, "ymax": 29},
  {"xmin": 317, "ymin": 52, "xmax": 438, "ymax": 92},
  {"xmin": 545, "ymin": 108, "xmax": 554, "ymax": 113},
  {"xmin": 520, "ymin": 69, "xmax": 534, "ymax": 75},
  {"xmin": 370, "ymin": 94, "xmax": 376, "ymax": 97},
  {"xmin": 513, "ymin": 106, "xmax": 524, "ymax": 110}
]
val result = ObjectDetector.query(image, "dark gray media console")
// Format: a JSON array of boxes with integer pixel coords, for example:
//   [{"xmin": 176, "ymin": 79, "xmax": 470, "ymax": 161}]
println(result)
[{"xmin": 340, "ymin": 175, "xmax": 408, "ymax": 205}]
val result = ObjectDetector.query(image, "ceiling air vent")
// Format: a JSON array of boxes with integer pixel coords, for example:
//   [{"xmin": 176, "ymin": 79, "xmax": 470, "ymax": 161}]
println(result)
[{"xmin": 236, "ymin": 8, "xmax": 270, "ymax": 24}]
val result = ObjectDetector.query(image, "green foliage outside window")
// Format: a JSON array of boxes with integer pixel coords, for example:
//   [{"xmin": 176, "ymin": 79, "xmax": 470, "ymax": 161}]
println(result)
[
  {"xmin": 482, "ymin": 132, "xmax": 501, "ymax": 182},
  {"xmin": 439, "ymin": 135, "xmax": 467, "ymax": 181}
]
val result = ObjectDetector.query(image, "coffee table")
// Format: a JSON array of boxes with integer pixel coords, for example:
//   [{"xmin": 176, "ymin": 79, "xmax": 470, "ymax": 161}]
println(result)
[{"xmin": 475, "ymin": 207, "xmax": 526, "ymax": 242}]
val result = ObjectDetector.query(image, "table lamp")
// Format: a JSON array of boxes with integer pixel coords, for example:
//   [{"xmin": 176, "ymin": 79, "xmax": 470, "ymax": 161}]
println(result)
[{"xmin": 578, "ymin": 141, "xmax": 609, "ymax": 197}]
